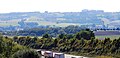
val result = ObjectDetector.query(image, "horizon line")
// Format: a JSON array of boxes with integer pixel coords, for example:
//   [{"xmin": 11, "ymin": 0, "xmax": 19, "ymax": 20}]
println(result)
[{"xmin": 0, "ymin": 9, "xmax": 120, "ymax": 14}]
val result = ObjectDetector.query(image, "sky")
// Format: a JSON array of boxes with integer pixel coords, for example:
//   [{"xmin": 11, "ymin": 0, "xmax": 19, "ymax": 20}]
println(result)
[{"xmin": 0, "ymin": 0, "xmax": 120, "ymax": 13}]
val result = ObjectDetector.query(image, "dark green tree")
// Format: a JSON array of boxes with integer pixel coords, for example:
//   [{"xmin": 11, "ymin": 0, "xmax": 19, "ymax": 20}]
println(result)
[
  {"xmin": 75, "ymin": 29, "xmax": 95, "ymax": 40},
  {"xmin": 42, "ymin": 33, "xmax": 51, "ymax": 39}
]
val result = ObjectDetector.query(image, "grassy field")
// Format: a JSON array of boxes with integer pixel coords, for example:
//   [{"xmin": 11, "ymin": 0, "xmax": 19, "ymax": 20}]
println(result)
[
  {"xmin": 0, "ymin": 22, "xmax": 19, "ymax": 26},
  {"xmin": 95, "ymin": 35, "xmax": 120, "ymax": 40},
  {"xmin": 26, "ymin": 21, "xmax": 80, "ymax": 27},
  {"xmin": 25, "ymin": 17, "xmax": 80, "ymax": 27},
  {"xmin": 0, "ymin": 19, "xmax": 20, "ymax": 26},
  {"xmin": 0, "ymin": 18, "xmax": 80, "ymax": 27},
  {"xmin": 96, "ymin": 56, "xmax": 112, "ymax": 58},
  {"xmin": 0, "ymin": 15, "xmax": 82, "ymax": 27}
]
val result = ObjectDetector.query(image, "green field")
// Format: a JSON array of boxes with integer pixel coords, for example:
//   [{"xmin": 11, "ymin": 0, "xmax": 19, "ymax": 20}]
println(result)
[
  {"xmin": 95, "ymin": 35, "xmax": 120, "ymax": 40},
  {"xmin": 25, "ymin": 21, "xmax": 80, "ymax": 27},
  {"xmin": 0, "ymin": 19, "xmax": 80, "ymax": 27},
  {"xmin": 25, "ymin": 17, "xmax": 80, "ymax": 27},
  {"xmin": 0, "ymin": 19, "xmax": 20, "ymax": 26}
]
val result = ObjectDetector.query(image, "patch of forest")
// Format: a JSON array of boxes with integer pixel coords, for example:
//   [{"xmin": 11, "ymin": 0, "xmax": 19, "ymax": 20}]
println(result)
[{"xmin": 3, "ymin": 25, "xmax": 87, "ymax": 37}]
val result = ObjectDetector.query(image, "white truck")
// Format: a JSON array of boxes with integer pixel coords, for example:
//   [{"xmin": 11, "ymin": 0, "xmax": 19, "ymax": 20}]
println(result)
[
  {"xmin": 44, "ymin": 51, "xmax": 53, "ymax": 58},
  {"xmin": 54, "ymin": 53, "xmax": 64, "ymax": 58}
]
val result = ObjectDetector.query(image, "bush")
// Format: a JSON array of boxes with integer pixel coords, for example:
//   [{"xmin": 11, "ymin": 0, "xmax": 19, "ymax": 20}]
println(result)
[{"xmin": 12, "ymin": 49, "xmax": 41, "ymax": 58}]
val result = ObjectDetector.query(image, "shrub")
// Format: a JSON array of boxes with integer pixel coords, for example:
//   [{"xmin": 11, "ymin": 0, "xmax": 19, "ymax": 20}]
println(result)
[{"xmin": 12, "ymin": 49, "xmax": 41, "ymax": 58}]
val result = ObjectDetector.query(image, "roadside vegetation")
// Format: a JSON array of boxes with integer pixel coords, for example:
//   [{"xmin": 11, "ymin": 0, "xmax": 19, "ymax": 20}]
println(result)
[
  {"xmin": 12, "ymin": 49, "xmax": 40, "ymax": 58},
  {"xmin": 12, "ymin": 29, "xmax": 120, "ymax": 58},
  {"xmin": 0, "ymin": 29, "xmax": 120, "ymax": 58},
  {"xmin": 0, "ymin": 34, "xmax": 28, "ymax": 58}
]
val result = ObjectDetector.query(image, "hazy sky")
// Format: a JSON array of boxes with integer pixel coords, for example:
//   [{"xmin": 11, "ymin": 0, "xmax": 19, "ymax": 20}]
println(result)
[{"xmin": 0, "ymin": 0, "xmax": 120, "ymax": 13}]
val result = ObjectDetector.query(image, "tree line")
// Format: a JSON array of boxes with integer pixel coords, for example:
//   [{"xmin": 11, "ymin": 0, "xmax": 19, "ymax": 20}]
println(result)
[{"xmin": 3, "ymin": 25, "xmax": 87, "ymax": 37}]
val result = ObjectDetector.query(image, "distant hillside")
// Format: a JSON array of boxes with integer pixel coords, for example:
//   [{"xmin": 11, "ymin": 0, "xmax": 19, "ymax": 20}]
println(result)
[{"xmin": 0, "ymin": 10, "xmax": 120, "ymax": 26}]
